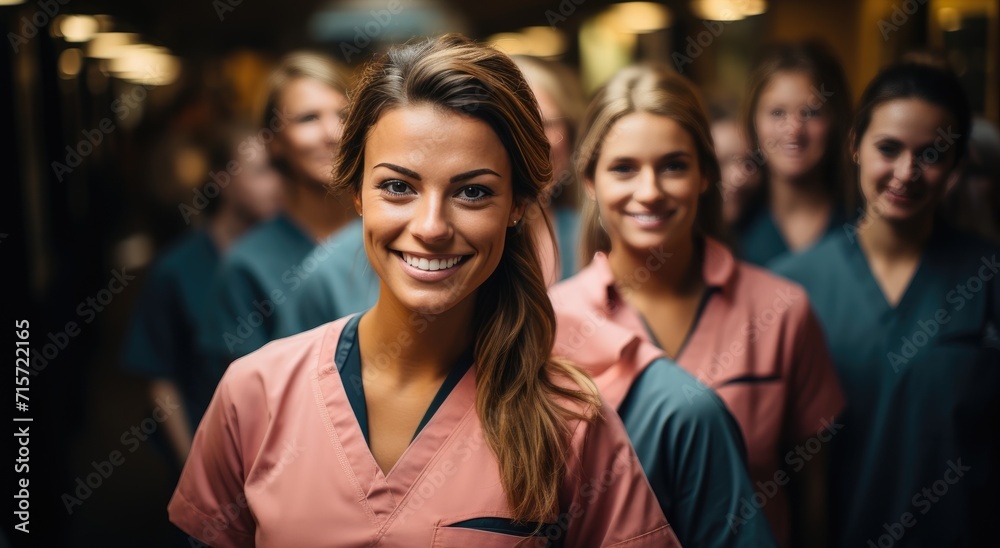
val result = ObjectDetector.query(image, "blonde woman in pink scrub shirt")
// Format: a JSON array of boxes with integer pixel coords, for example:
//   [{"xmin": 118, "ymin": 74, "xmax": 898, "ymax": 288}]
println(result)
[
  {"xmin": 168, "ymin": 35, "xmax": 677, "ymax": 548},
  {"xmin": 550, "ymin": 63, "xmax": 844, "ymax": 548}
]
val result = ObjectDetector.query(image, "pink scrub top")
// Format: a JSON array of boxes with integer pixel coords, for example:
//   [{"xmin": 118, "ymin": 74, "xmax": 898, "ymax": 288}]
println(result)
[
  {"xmin": 549, "ymin": 237, "xmax": 845, "ymax": 548},
  {"xmin": 169, "ymin": 315, "xmax": 679, "ymax": 547}
]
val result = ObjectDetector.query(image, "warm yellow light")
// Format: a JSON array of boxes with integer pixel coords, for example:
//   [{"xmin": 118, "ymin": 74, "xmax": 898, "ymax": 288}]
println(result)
[
  {"xmin": 692, "ymin": 0, "xmax": 745, "ymax": 21},
  {"xmin": 488, "ymin": 32, "xmax": 529, "ymax": 56},
  {"xmin": 0, "ymin": 0, "xmax": 27, "ymax": 5},
  {"xmin": 60, "ymin": 15, "xmax": 99, "ymax": 42},
  {"xmin": 937, "ymin": 7, "xmax": 962, "ymax": 32},
  {"xmin": 109, "ymin": 45, "xmax": 181, "ymax": 86},
  {"xmin": 520, "ymin": 26, "xmax": 567, "ymax": 57},
  {"xmin": 58, "ymin": 48, "xmax": 83, "ymax": 78},
  {"xmin": 607, "ymin": 2, "xmax": 672, "ymax": 33},
  {"xmin": 740, "ymin": 0, "xmax": 767, "ymax": 16},
  {"xmin": 86, "ymin": 32, "xmax": 138, "ymax": 58},
  {"xmin": 489, "ymin": 28, "xmax": 566, "ymax": 58}
]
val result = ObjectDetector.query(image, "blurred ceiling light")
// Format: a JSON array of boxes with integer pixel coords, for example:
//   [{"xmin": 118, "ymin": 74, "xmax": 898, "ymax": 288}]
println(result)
[
  {"xmin": 489, "ymin": 28, "xmax": 567, "ymax": 58},
  {"xmin": 606, "ymin": 2, "xmax": 672, "ymax": 33},
  {"xmin": 488, "ymin": 32, "xmax": 530, "ymax": 56},
  {"xmin": 741, "ymin": 0, "xmax": 767, "ymax": 16},
  {"xmin": 937, "ymin": 7, "xmax": 962, "ymax": 32},
  {"xmin": 520, "ymin": 26, "xmax": 567, "ymax": 57},
  {"xmin": 58, "ymin": 48, "xmax": 83, "ymax": 79},
  {"xmin": 60, "ymin": 15, "xmax": 99, "ymax": 42},
  {"xmin": 0, "ymin": 0, "xmax": 27, "ymax": 5},
  {"xmin": 86, "ymin": 32, "xmax": 138, "ymax": 58},
  {"xmin": 109, "ymin": 45, "xmax": 181, "ymax": 86},
  {"xmin": 692, "ymin": 0, "xmax": 767, "ymax": 21}
]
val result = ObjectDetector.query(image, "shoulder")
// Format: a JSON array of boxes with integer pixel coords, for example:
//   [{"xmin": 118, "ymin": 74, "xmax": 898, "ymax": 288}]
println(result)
[
  {"xmin": 549, "ymin": 259, "xmax": 608, "ymax": 309},
  {"xmin": 729, "ymin": 260, "xmax": 814, "ymax": 322},
  {"xmin": 624, "ymin": 357, "xmax": 739, "ymax": 434},
  {"xmin": 216, "ymin": 317, "xmax": 350, "ymax": 407},
  {"xmin": 770, "ymin": 231, "xmax": 849, "ymax": 283}
]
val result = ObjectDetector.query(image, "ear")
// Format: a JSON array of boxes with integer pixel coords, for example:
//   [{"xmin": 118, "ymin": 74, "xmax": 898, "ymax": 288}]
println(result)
[
  {"xmin": 509, "ymin": 198, "xmax": 528, "ymax": 227},
  {"xmin": 353, "ymin": 193, "xmax": 363, "ymax": 216},
  {"xmin": 584, "ymin": 176, "xmax": 597, "ymax": 201}
]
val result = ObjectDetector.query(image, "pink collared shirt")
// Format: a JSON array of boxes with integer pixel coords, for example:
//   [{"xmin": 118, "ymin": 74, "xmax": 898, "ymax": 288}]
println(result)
[
  {"xmin": 169, "ymin": 316, "xmax": 678, "ymax": 547},
  {"xmin": 549, "ymin": 237, "xmax": 844, "ymax": 548}
]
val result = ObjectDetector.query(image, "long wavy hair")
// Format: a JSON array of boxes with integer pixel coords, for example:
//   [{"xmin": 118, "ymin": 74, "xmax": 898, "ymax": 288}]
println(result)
[
  {"xmin": 577, "ymin": 63, "xmax": 724, "ymax": 262},
  {"xmin": 331, "ymin": 34, "xmax": 599, "ymax": 523}
]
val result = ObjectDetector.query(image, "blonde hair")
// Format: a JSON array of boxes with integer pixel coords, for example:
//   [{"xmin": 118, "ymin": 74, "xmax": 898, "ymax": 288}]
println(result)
[
  {"xmin": 577, "ymin": 63, "xmax": 723, "ymax": 262},
  {"xmin": 258, "ymin": 52, "xmax": 351, "ymax": 177},
  {"xmin": 332, "ymin": 34, "xmax": 599, "ymax": 523}
]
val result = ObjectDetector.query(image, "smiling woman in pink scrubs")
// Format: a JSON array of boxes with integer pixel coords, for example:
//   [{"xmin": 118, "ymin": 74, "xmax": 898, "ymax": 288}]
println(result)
[
  {"xmin": 168, "ymin": 35, "xmax": 676, "ymax": 547},
  {"xmin": 550, "ymin": 63, "xmax": 844, "ymax": 548}
]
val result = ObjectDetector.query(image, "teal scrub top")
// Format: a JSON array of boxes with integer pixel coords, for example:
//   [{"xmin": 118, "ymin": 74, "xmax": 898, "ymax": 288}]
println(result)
[
  {"xmin": 618, "ymin": 358, "xmax": 778, "ymax": 548},
  {"xmin": 282, "ymin": 218, "xmax": 379, "ymax": 333},
  {"xmin": 772, "ymin": 224, "xmax": 1000, "ymax": 547},
  {"xmin": 736, "ymin": 206, "xmax": 847, "ymax": 267},
  {"xmin": 203, "ymin": 215, "xmax": 315, "ymax": 376},
  {"xmin": 120, "ymin": 229, "xmax": 220, "ymax": 429}
]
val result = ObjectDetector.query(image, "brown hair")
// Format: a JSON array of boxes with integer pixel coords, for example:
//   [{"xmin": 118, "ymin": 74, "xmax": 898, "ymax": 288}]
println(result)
[
  {"xmin": 742, "ymin": 41, "xmax": 854, "ymax": 209},
  {"xmin": 577, "ymin": 63, "xmax": 724, "ymax": 262},
  {"xmin": 258, "ymin": 51, "xmax": 351, "ymax": 178},
  {"xmin": 332, "ymin": 34, "xmax": 599, "ymax": 523}
]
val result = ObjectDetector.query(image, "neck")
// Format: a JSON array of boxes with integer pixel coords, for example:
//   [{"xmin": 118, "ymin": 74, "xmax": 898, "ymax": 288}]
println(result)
[
  {"xmin": 768, "ymin": 171, "xmax": 832, "ymax": 218},
  {"xmin": 857, "ymin": 211, "xmax": 933, "ymax": 260},
  {"xmin": 284, "ymin": 178, "xmax": 353, "ymax": 242},
  {"xmin": 206, "ymin": 206, "xmax": 254, "ymax": 252},
  {"xmin": 359, "ymin": 284, "xmax": 477, "ymax": 384},
  {"xmin": 607, "ymin": 235, "xmax": 702, "ymax": 298}
]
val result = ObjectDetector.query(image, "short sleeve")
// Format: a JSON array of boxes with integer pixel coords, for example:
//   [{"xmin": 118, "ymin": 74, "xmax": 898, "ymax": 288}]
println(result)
[
  {"xmin": 168, "ymin": 370, "xmax": 258, "ymax": 547},
  {"xmin": 623, "ymin": 359, "xmax": 778, "ymax": 547},
  {"xmin": 788, "ymin": 302, "xmax": 845, "ymax": 441},
  {"xmin": 120, "ymin": 266, "xmax": 181, "ymax": 379},
  {"xmin": 558, "ymin": 398, "xmax": 680, "ymax": 547}
]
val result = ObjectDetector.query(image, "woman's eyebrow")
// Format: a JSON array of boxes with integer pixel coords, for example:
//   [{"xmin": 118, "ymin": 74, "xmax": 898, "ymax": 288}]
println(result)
[
  {"xmin": 450, "ymin": 168, "xmax": 501, "ymax": 184},
  {"xmin": 374, "ymin": 162, "xmax": 421, "ymax": 180}
]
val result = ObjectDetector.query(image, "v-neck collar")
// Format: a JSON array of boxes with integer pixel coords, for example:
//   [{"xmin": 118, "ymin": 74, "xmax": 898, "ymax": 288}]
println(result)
[
  {"xmin": 335, "ymin": 314, "xmax": 474, "ymax": 445},
  {"xmin": 314, "ymin": 315, "xmax": 479, "ymax": 525},
  {"xmin": 839, "ymin": 226, "xmax": 942, "ymax": 316}
]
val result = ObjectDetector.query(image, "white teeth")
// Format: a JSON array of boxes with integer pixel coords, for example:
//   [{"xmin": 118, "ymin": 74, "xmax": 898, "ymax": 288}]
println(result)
[
  {"xmin": 629, "ymin": 213, "xmax": 666, "ymax": 222},
  {"xmin": 402, "ymin": 253, "xmax": 463, "ymax": 271}
]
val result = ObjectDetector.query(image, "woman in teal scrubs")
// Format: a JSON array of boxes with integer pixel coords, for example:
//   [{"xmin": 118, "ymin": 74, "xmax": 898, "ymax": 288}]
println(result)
[
  {"xmin": 738, "ymin": 42, "xmax": 854, "ymax": 267},
  {"xmin": 121, "ymin": 124, "xmax": 281, "ymax": 465},
  {"xmin": 202, "ymin": 52, "xmax": 355, "ymax": 373},
  {"xmin": 773, "ymin": 62, "xmax": 999, "ymax": 547}
]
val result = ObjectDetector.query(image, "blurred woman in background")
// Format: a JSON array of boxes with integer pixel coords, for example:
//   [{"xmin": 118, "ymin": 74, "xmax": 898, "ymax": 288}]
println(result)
[
  {"xmin": 711, "ymin": 106, "xmax": 763, "ymax": 232},
  {"xmin": 514, "ymin": 55, "xmax": 588, "ymax": 283},
  {"xmin": 120, "ymin": 122, "xmax": 281, "ymax": 467},
  {"xmin": 551, "ymin": 63, "xmax": 843, "ymax": 547},
  {"xmin": 773, "ymin": 62, "xmax": 999, "ymax": 547},
  {"xmin": 738, "ymin": 42, "xmax": 854, "ymax": 267},
  {"xmin": 202, "ymin": 52, "xmax": 354, "ymax": 372}
]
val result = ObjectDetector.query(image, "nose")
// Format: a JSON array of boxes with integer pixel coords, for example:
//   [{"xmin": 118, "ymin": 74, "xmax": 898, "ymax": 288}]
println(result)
[
  {"xmin": 410, "ymin": 195, "xmax": 452, "ymax": 244},
  {"xmin": 894, "ymin": 153, "xmax": 921, "ymax": 182},
  {"xmin": 633, "ymin": 167, "xmax": 665, "ymax": 204}
]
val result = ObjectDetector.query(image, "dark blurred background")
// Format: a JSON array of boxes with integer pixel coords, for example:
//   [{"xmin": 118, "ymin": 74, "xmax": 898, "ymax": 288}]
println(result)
[{"xmin": 2, "ymin": 0, "xmax": 996, "ymax": 546}]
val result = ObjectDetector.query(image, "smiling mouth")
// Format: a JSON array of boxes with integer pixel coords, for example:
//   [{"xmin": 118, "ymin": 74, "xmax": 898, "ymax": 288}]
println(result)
[
  {"xmin": 626, "ymin": 212, "xmax": 672, "ymax": 222},
  {"xmin": 397, "ymin": 252, "xmax": 468, "ymax": 271}
]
